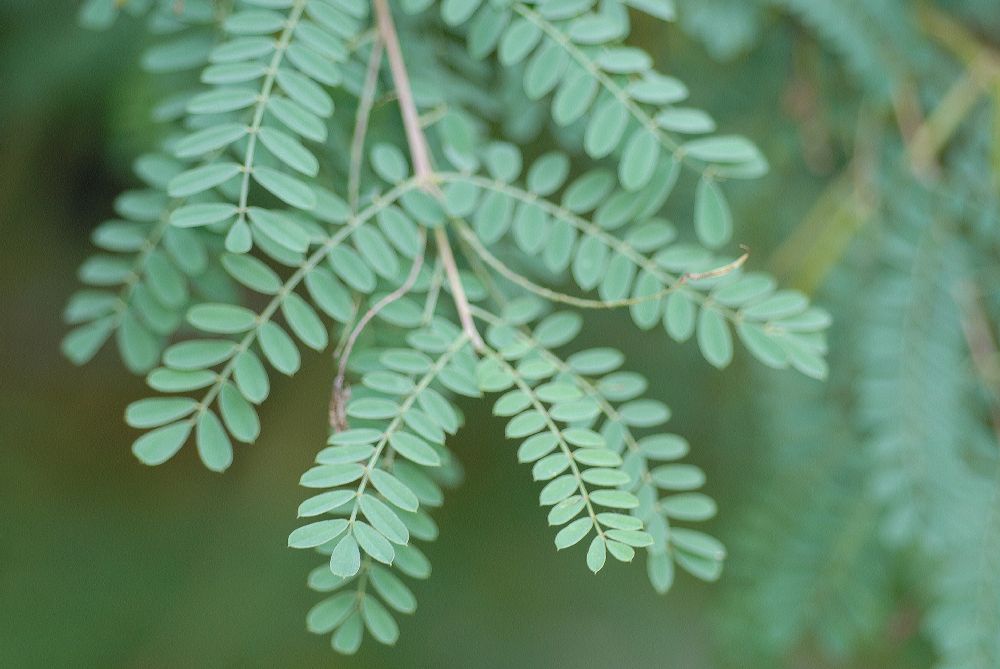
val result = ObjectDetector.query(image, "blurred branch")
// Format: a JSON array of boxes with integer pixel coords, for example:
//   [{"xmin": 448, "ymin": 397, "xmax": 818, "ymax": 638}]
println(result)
[
  {"xmin": 907, "ymin": 67, "xmax": 995, "ymax": 179},
  {"xmin": 918, "ymin": 3, "xmax": 1000, "ymax": 70},
  {"xmin": 767, "ymin": 105, "xmax": 881, "ymax": 292},
  {"xmin": 771, "ymin": 5, "xmax": 1000, "ymax": 291},
  {"xmin": 890, "ymin": 80, "xmax": 926, "ymax": 158},
  {"xmin": 954, "ymin": 282, "xmax": 1000, "ymax": 443},
  {"xmin": 911, "ymin": 3, "xmax": 1000, "ymax": 179},
  {"xmin": 994, "ymin": 85, "xmax": 1000, "ymax": 191}
]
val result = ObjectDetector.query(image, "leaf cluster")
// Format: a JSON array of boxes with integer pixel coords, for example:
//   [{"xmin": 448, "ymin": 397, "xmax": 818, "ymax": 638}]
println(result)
[{"xmin": 65, "ymin": 0, "xmax": 833, "ymax": 655}]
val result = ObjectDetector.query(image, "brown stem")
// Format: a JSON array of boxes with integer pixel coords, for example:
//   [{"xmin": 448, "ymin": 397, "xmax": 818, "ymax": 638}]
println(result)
[
  {"xmin": 372, "ymin": 0, "xmax": 484, "ymax": 350},
  {"xmin": 373, "ymin": 0, "xmax": 433, "ymax": 180}
]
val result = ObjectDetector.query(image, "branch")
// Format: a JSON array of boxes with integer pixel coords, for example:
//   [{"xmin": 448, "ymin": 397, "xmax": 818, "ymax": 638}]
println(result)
[
  {"xmin": 955, "ymin": 281, "xmax": 1000, "ymax": 443},
  {"xmin": 330, "ymin": 230, "xmax": 427, "ymax": 431},
  {"xmin": 436, "ymin": 172, "xmax": 749, "ymax": 324},
  {"xmin": 372, "ymin": 0, "xmax": 484, "ymax": 350},
  {"xmin": 348, "ymin": 38, "xmax": 385, "ymax": 213},
  {"xmin": 918, "ymin": 3, "xmax": 1000, "ymax": 70},
  {"xmin": 907, "ymin": 67, "xmax": 994, "ymax": 179},
  {"xmin": 373, "ymin": 0, "xmax": 433, "ymax": 181},
  {"xmin": 453, "ymin": 217, "xmax": 747, "ymax": 308},
  {"xmin": 234, "ymin": 0, "xmax": 308, "ymax": 231}
]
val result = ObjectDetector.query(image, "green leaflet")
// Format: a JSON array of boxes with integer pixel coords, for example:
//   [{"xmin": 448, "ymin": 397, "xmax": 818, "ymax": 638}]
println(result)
[
  {"xmin": 125, "ymin": 397, "xmax": 198, "ymax": 429},
  {"xmin": 188, "ymin": 303, "xmax": 258, "ymax": 334},
  {"xmin": 370, "ymin": 144, "xmax": 410, "ymax": 184},
  {"xmin": 132, "ymin": 422, "xmax": 192, "ymax": 466},
  {"xmin": 257, "ymin": 127, "xmax": 320, "ymax": 177},
  {"xmin": 171, "ymin": 203, "xmax": 238, "ymax": 228},
  {"xmin": 252, "ymin": 167, "xmax": 317, "ymax": 210},
  {"xmin": 694, "ymin": 177, "xmax": 732, "ymax": 249},
  {"xmin": 696, "ymin": 307, "xmax": 733, "ymax": 369}
]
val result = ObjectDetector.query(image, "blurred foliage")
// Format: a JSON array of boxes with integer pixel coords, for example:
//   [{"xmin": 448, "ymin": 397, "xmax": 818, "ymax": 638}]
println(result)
[{"xmin": 3, "ymin": 0, "xmax": 999, "ymax": 667}]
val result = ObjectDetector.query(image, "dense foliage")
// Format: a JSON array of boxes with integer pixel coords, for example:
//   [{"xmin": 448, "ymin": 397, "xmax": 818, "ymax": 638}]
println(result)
[{"xmin": 57, "ymin": 0, "xmax": 999, "ymax": 665}]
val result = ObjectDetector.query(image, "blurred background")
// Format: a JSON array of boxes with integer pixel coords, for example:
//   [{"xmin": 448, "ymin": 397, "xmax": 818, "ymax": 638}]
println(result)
[{"xmin": 2, "ymin": 1, "xmax": 999, "ymax": 667}]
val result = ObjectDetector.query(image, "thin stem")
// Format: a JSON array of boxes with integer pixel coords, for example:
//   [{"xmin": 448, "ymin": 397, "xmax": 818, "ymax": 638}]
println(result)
[
  {"xmin": 332, "ymin": 300, "xmax": 360, "ymax": 361},
  {"xmin": 234, "ymin": 0, "xmax": 308, "ymax": 229},
  {"xmin": 372, "ymin": 0, "xmax": 484, "ymax": 349},
  {"xmin": 331, "ymin": 230, "xmax": 427, "ymax": 430},
  {"xmin": 349, "ymin": 38, "xmax": 385, "ymax": 213},
  {"xmin": 436, "ymin": 171, "xmax": 746, "ymax": 324},
  {"xmin": 452, "ymin": 217, "xmax": 746, "ymax": 309},
  {"xmin": 471, "ymin": 298, "xmax": 669, "ymax": 532},
  {"xmin": 435, "ymin": 227, "xmax": 484, "ymax": 349},
  {"xmin": 453, "ymin": 267, "xmax": 615, "ymax": 534},
  {"xmin": 114, "ymin": 217, "xmax": 172, "ymax": 322},
  {"xmin": 919, "ymin": 3, "xmax": 1000, "ymax": 69},
  {"xmin": 373, "ymin": 0, "xmax": 433, "ymax": 181},
  {"xmin": 193, "ymin": 224, "xmax": 354, "ymax": 423},
  {"xmin": 456, "ymin": 232, "xmax": 509, "ymax": 307}
]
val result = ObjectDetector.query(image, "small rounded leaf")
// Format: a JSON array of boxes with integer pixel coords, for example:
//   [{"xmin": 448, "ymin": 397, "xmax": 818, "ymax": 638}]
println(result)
[
  {"xmin": 288, "ymin": 519, "xmax": 349, "ymax": 549},
  {"xmin": 696, "ymin": 308, "xmax": 733, "ymax": 369},
  {"xmin": 187, "ymin": 303, "xmax": 258, "ymax": 334},
  {"xmin": 389, "ymin": 432, "xmax": 441, "ymax": 467},
  {"xmin": 126, "ymin": 398, "xmax": 198, "ymax": 429},
  {"xmin": 132, "ymin": 422, "xmax": 192, "ymax": 466},
  {"xmin": 329, "ymin": 534, "xmax": 362, "ymax": 578},
  {"xmin": 196, "ymin": 410, "xmax": 233, "ymax": 472},
  {"xmin": 555, "ymin": 517, "xmax": 593, "ymax": 550},
  {"xmin": 586, "ymin": 536, "xmax": 607, "ymax": 573},
  {"xmin": 694, "ymin": 177, "xmax": 732, "ymax": 249}
]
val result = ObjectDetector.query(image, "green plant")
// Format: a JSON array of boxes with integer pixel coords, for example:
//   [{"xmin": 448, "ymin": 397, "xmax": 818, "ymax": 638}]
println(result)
[
  {"xmin": 63, "ymin": 0, "xmax": 834, "ymax": 654},
  {"xmin": 669, "ymin": 3, "xmax": 1000, "ymax": 667}
]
